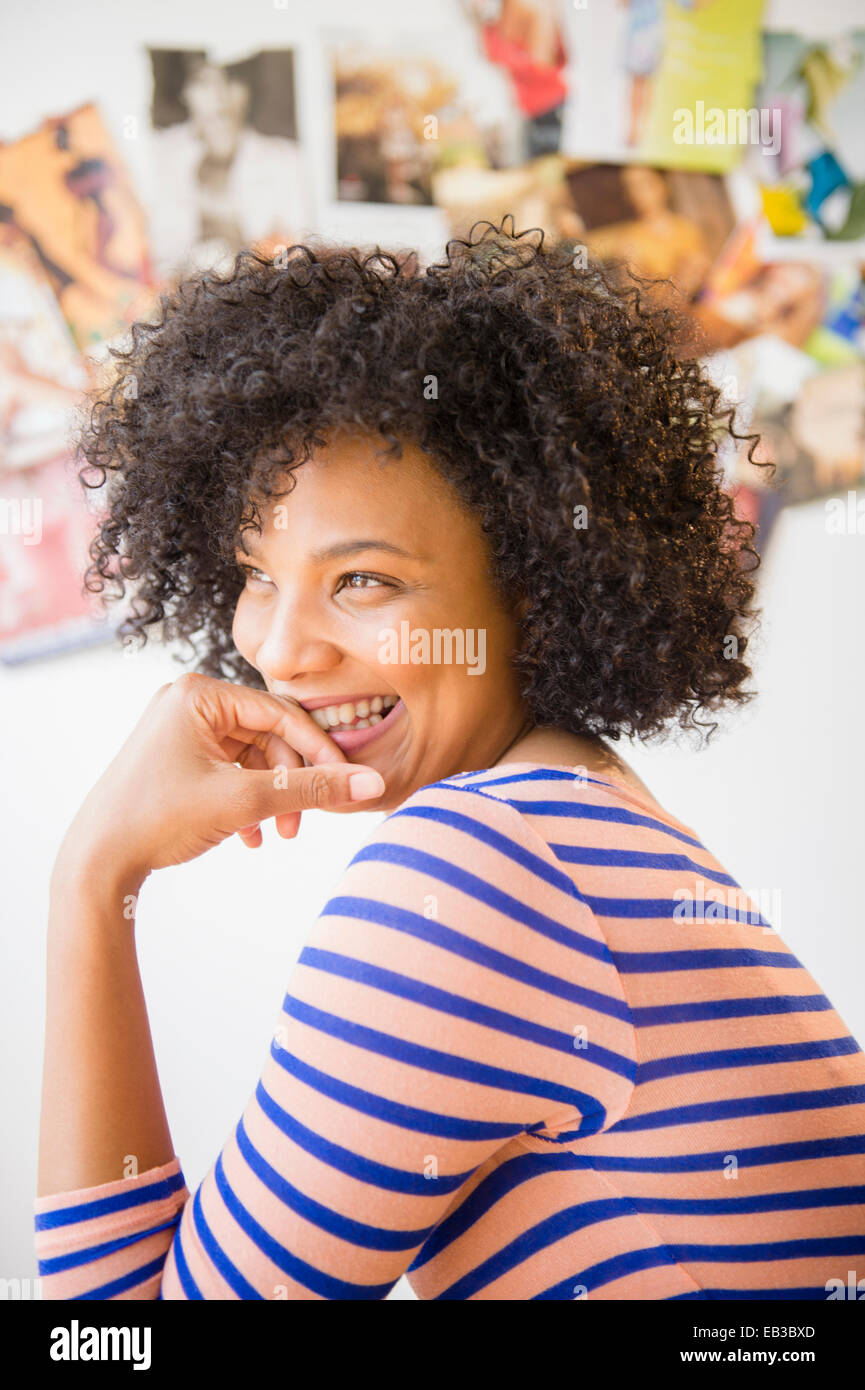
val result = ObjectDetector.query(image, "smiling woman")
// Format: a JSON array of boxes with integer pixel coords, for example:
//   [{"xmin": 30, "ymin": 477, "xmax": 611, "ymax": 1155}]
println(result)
[
  {"xmin": 225, "ymin": 428, "xmax": 532, "ymax": 812},
  {"xmin": 33, "ymin": 221, "xmax": 865, "ymax": 1301}
]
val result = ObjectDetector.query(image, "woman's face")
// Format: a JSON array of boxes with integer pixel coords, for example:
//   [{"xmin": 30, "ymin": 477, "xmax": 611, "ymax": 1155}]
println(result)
[{"xmin": 231, "ymin": 431, "xmax": 529, "ymax": 812}]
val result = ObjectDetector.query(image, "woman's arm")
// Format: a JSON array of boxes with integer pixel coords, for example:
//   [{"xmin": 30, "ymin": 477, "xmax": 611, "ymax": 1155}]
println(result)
[
  {"xmin": 36, "ymin": 675, "xmax": 384, "ymax": 1202},
  {"xmin": 37, "ymin": 855, "xmax": 171, "ymax": 1197},
  {"xmin": 35, "ymin": 778, "xmax": 637, "ymax": 1300}
]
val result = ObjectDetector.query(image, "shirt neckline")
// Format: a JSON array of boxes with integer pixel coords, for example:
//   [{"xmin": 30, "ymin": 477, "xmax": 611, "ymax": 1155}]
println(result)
[{"xmin": 451, "ymin": 759, "xmax": 701, "ymax": 840}]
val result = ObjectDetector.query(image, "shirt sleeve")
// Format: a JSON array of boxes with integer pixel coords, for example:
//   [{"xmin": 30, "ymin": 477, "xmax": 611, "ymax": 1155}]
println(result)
[{"xmin": 34, "ymin": 779, "xmax": 636, "ymax": 1299}]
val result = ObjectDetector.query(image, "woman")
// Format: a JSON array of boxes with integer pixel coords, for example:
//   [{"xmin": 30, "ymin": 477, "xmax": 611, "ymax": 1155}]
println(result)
[{"xmin": 34, "ymin": 223, "xmax": 865, "ymax": 1299}]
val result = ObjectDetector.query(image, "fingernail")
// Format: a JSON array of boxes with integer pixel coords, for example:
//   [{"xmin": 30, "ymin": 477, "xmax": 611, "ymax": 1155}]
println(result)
[{"xmin": 348, "ymin": 771, "xmax": 385, "ymax": 800}]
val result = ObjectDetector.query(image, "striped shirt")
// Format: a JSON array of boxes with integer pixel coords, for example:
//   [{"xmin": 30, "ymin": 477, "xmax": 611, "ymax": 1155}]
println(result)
[{"xmin": 33, "ymin": 762, "xmax": 865, "ymax": 1299}]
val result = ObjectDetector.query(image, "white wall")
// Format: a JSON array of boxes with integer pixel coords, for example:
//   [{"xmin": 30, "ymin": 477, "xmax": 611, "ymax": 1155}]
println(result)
[{"xmin": 1, "ymin": 0, "xmax": 864, "ymax": 1299}]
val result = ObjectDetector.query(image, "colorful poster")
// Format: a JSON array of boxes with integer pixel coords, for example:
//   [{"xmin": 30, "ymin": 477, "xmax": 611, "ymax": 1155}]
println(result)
[
  {"xmin": 738, "ymin": 362, "xmax": 865, "ymax": 508},
  {"xmin": 0, "ymin": 124, "xmax": 125, "ymax": 662},
  {"xmin": 0, "ymin": 103, "xmax": 157, "ymax": 355},
  {"xmin": 0, "ymin": 454, "xmax": 110, "ymax": 664},
  {"xmin": 563, "ymin": 0, "xmax": 766, "ymax": 174},
  {"xmin": 0, "ymin": 223, "xmax": 90, "ymax": 473},
  {"xmin": 459, "ymin": 0, "xmax": 571, "ymax": 159},
  {"xmin": 693, "ymin": 220, "xmax": 827, "ymax": 352},
  {"xmin": 747, "ymin": 31, "xmax": 865, "ymax": 260},
  {"xmin": 704, "ymin": 323, "xmax": 865, "ymax": 558}
]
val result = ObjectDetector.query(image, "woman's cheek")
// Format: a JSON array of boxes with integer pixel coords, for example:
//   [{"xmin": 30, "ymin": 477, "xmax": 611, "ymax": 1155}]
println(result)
[
  {"xmin": 361, "ymin": 603, "xmax": 417, "ymax": 684},
  {"xmin": 231, "ymin": 595, "xmax": 257, "ymax": 666}
]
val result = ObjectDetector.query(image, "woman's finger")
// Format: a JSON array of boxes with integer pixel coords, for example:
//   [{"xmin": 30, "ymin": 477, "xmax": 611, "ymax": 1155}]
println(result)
[
  {"xmin": 248, "ymin": 734, "xmax": 304, "ymax": 841},
  {"xmin": 180, "ymin": 677, "xmax": 348, "ymax": 769},
  {"xmin": 274, "ymin": 813, "xmax": 301, "ymax": 840},
  {"xmin": 234, "ymin": 744, "xmax": 266, "ymax": 846},
  {"xmin": 254, "ymin": 731, "xmax": 303, "ymax": 840},
  {"xmin": 235, "ymin": 731, "xmax": 304, "ymax": 842},
  {"xmin": 222, "ymin": 761, "xmax": 386, "ymax": 829}
]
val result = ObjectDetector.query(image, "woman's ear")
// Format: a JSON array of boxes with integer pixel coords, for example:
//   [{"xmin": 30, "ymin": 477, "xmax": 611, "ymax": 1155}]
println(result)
[
  {"xmin": 509, "ymin": 594, "xmax": 532, "ymax": 653},
  {"xmin": 514, "ymin": 594, "xmax": 530, "ymax": 625}
]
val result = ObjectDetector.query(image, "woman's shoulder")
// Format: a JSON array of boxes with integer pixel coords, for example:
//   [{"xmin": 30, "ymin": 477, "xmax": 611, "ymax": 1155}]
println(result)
[
  {"xmin": 379, "ymin": 760, "xmax": 703, "ymax": 860},
  {"xmin": 348, "ymin": 766, "xmax": 612, "ymax": 944}
]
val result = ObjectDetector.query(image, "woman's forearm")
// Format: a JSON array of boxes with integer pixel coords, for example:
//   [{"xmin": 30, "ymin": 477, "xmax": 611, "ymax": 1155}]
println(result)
[
  {"xmin": 34, "ymin": 676, "xmax": 376, "ymax": 1201},
  {"xmin": 37, "ymin": 857, "xmax": 175, "ymax": 1197}
]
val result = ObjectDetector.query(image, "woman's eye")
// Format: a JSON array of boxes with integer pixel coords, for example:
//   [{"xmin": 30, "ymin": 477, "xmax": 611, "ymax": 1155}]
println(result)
[
  {"xmin": 239, "ymin": 564, "xmax": 274, "ymax": 587},
  {"xmin": 339, "ymin": 571, "xmax": 394, "ymax": 592}
]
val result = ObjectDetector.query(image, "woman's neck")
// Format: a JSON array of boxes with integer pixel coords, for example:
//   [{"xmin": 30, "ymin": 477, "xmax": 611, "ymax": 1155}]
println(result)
[{"xmin": 492, "ymin": 723, "xmax": 657, "ymax": 802}]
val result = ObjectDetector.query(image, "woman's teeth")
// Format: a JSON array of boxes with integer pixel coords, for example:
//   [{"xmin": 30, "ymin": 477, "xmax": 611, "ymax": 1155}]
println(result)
[{"xmin": 309, "ymin": 695, "xmax": 398, "ymax": 732}]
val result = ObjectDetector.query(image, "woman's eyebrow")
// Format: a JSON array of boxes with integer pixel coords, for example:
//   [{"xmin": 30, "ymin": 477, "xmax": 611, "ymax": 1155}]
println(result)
[
  {"xmin": 234, "ymin": 537, "xmax": 418, "ymax": 562},
  {"xmin": 309, "ymin": 539, "xmax": 416, "ymax": 562}
]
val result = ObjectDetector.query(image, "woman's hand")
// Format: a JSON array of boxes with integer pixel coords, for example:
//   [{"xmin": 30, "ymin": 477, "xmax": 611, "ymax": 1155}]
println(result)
[{"xmin": 53, "ymin": 673, "xmax": 386, "ymax": 889}]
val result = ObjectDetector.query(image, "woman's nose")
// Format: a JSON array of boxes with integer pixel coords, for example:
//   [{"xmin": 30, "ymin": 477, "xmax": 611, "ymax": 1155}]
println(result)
[{"xmin": 254, "ymin": 606, "xmax": 342, "ymax": 686}]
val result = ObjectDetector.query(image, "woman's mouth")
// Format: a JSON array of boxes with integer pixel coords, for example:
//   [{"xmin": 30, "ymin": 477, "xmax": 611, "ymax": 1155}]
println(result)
[{"xmin": 302, "ymin": 694, "xmax": 405, "ymax": 754}]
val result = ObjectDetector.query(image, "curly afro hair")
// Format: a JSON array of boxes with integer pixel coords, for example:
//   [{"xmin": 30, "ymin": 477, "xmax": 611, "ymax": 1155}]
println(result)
[{"xmin": 78, "ymin": 218, "xmax": 767, "ymax": 745}]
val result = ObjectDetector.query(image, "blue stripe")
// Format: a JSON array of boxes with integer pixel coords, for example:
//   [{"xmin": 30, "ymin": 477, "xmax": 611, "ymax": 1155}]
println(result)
[
  {"xmin": 674, "ymin": 1236, "xmax": 865, "ymax": 1262},
  {"xmin": 632, "ymin": 993, "xmax": 833, "ymax": 1025},
  {"xmin": 436, "ymin": 1198, "xmax": 641, "ymax": 1297},
  {"xmin": 534, "ymin": 1245, "xmax": 686, "ymax": 1299},
  {"xmin": 630, "ymin": 1186, "xmax": 865, "ymax": 1216},
  {"xmin": 213, "ymin": 1153, "xmax": 395, "ymax": 1300},
  {"xmin": 443, "ymin": 768, "xmax": 610, "ymax": 791},
  {"xmin": 71, "ymin": 1254, "xmax": 170, "ymax": 1300},
  {"xmin": 255, "ymin": 1078, "xmax": 476, "ymax": 1196},
  {"xmin": 564, "ymin": 1133, "xmax": 865, "ymax": 1173},
  {"xmin": 38, "ymin": 1216, "xmax": 181, "ymax": 1276},
  {"xmin": 535, "ymin": 1238, "xmax": 865, "ymax": 1300},
  {"xmin": 320, "ymin": 894, "xmax": 633, "ymax": 1022},
  {"xmin": 167, "ymin": 1220, "xmax": 202, "ymax": 1299},
  {"xmin": 611, "ymin": 946, "xmax": 802, "ymax": 973},
  {"xmin": 584, "ymin": 894, "xmax": 773, "ymax": 928},
  {"xmin": 410, "ymin": 1153, "xmax": 560, "ymax": 1268},
  {"xmin": 273, "ymin": 1012, "xmax": 525, "ymax": 1139},
  {"xmin": 235, "ymin": 1117, "xmax": 427, "ymax": 1251},
  {"xmin": 668, "ymin": 1287, "xmax": 832, "ymax": 1300},
  {"xmin": 190, "ymin": 1176, "xmax": 261, "ymax": 1299},
  {"xmin": 444, "ymin": 768, "xmax": 700, "ymax": 845},
  {"xmin": 34, "ymin": 1166, "xmax": 188, "ymax": 1231},
  {"xmin": 281, "ymin": 993, "xmax": 607, "ymax": 1130},
  {"xmin": 299, "ymin": 945, "xmax": 635, "ymax": 1081},
  {"xmin": 608, "ymin": 1084, "xmax": 865, "ymax": 1133},
  {"xmin": 494, "ymin": 798, "xmax": 705, "ymax": 848},
  {"xmin": 639, "ymin": 1035, "xmax": 860, "ymax": 1083},
  {"xmin": 349, "ymin": 841, "xmax": 609, "ymax": 963},
  {"xmin": 388, "ymin": 802, "xmax": 579, "ymax": 896},
  {"xmin": 550, "ymin": 842, "xmax": 738, "ymax": 886}
]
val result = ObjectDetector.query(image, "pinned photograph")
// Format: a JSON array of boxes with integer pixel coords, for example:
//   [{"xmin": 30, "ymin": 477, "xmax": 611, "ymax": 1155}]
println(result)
[
  {"xmin": 331, "ymin": 29, "xmax": 520, "ymax": 205},
  {"xmin": 147, "ymin": 47, "xmax": 312, "ymax": 276}
]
